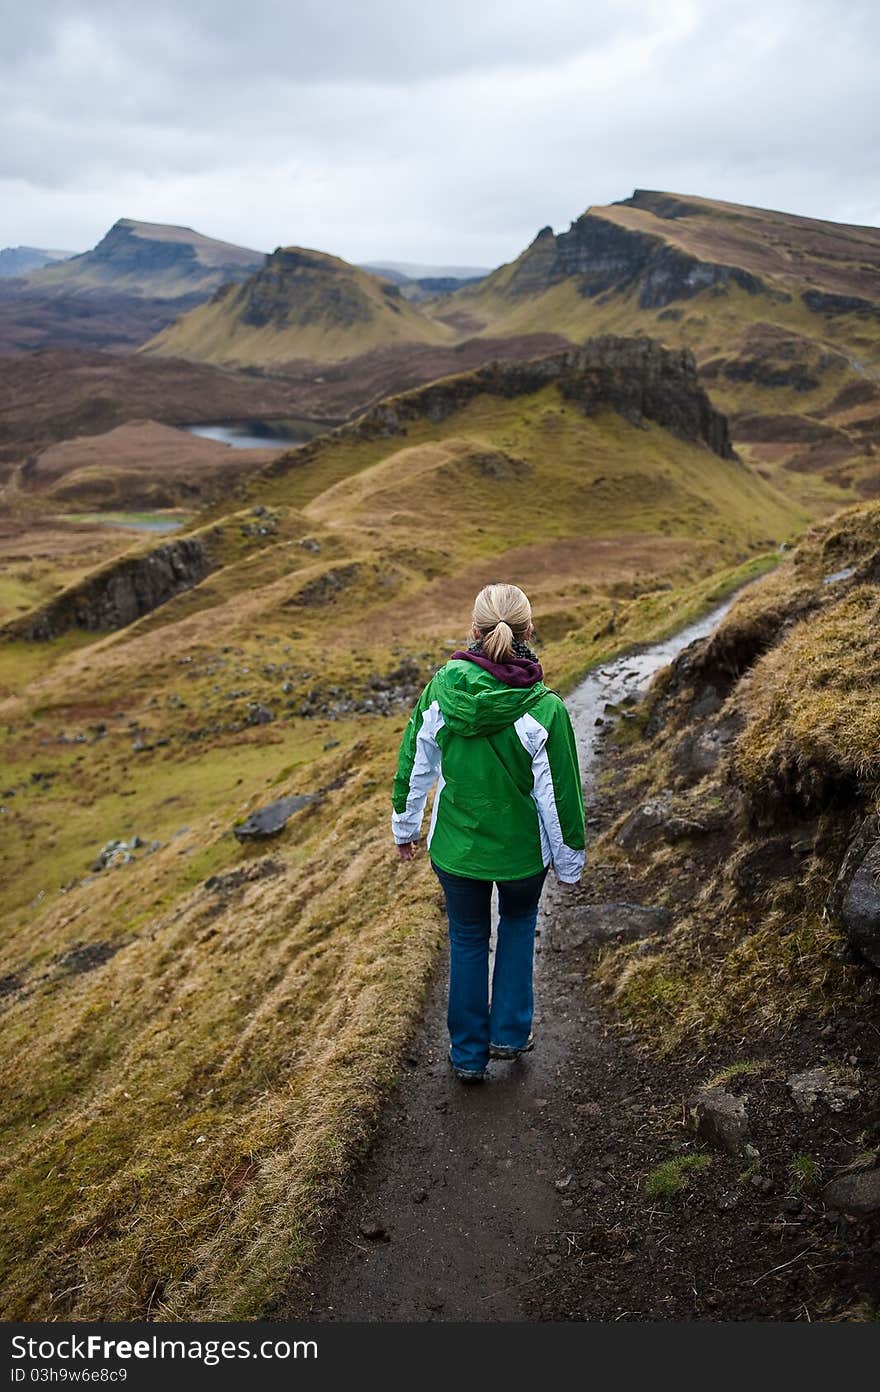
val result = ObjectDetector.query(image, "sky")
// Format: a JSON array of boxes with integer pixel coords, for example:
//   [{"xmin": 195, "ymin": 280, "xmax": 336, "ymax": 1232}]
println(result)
[{"xmin": 2, "ymin": 0, "xmax": 878, "ymax": 268}]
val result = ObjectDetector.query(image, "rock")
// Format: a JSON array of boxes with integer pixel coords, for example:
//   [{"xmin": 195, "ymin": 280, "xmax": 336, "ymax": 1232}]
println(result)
[
  {"xmin": 615, "ymin": 791, "xmax": 673, "ymax": 848},
  {"xmin": 549, "ymin": 902, "xmax": 673, "ymax": 950},
  {"xmin": 787, "ymin": 1066, "xmax": 860, "ymax": 1116},
  {"xmin": 689, "ymin": 1087, "xmax": 750, "ymax": 1156},
  {"xmin": 821, "ymin": 1170, "xmax": 880, "ymax": 1217},
  {"xmin": 691, "ymin": 684, "xmax": 724, "ymax": 718},
  {"xmin": 716, "ymin": 1191, "xmax": 741, "ymax": 1212},
  {"xmin": 246, "ymin": 703, "xmax": 275, "ymax": 726},
  {"xmin": 359, "ymin": 1218, "xmax": 389, "ymax": 1241},
  {"xmin": 411, "ymin": 1188, "xmax": 428, "ymax": 1204},
  {"xmin": 615, "ymin": 796, "xmax": 712, "ymax": 846},
  {"xmin": 671, "ymin": 728, "xmax": 726, "ymax": 782},
  {"xmin": 4, "ymin": 536, "xmax": 212, "ymax": 641},
  {"xmin": 827, "ymin": 818, "xmax": 880, "ymax": 968},
  {"xmin": 233, "ymin": 793, "xmax": 318, "ymax": 842}
]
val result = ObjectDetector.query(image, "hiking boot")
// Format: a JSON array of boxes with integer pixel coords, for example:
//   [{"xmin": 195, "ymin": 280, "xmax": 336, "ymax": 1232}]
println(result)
[
  {"xmin": 448, "ymin": 1049, "xmax": 486, "ymax": 1083},
  {"xmin": 489, "ymin": 1033, "xmax": 535, "ymax": 1060}
]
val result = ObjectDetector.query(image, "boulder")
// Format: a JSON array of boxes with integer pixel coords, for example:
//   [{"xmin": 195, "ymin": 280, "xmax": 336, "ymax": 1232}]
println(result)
[
  {"xmin": 821, "ymin": 1170, "xmax": 880, "ymax": 1218},
  {"xmin": 550, "ymin": 901, "xmax": 673, "ymax": 951},
  {"xmin": 689, "ymin": 1087, "xmax": 749, "ymax": 1156},
  {"xmin": 616, "ymin": 791, "xmax": 712, "ymax": 848},
  {"xmin": 615, "ymin": 791, "xmax": 674, "ymax": 849},
  {"xmin": 233, "ymin": 793, "xmax": 318, "ymax": 843}
]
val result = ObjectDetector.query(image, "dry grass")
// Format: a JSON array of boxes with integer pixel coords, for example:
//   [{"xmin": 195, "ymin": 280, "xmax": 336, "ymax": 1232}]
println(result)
[
  {"xmin": 594, "ymin": 500, "xmax": 880, "ymax": 1053},
  {"xmin": 0, "ymin": 374, "xmax": 807, "ymax": 1319}
]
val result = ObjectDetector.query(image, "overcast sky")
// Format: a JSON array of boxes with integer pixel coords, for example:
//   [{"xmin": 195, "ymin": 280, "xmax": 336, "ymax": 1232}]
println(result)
[{"xmin": 2, "ymin": 0, "xmax": 878, "ymax": 267}]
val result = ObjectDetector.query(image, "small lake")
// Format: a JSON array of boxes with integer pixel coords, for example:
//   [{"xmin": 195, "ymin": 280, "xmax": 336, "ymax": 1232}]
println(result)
[
  {"xmin": 68, "ymin": 512, "xmax": 189, "ymax": 533},
  {"xmin": 183, "ymin": 420, "xmax": 326, "ymax": 450}
]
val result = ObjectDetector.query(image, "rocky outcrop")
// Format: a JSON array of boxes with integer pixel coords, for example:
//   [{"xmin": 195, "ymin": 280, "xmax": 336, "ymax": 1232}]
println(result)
[
  {"xmin": 31, "ymin": 219, "xmax": 263, "ymax": 298},
  {"xmin": 235, "ymin": 248, "xmax": 377, "ymax": 330},
  {"xmin": 803, "ymin": 289, "xmax": 880, "ymax": 319},
  {"xmin": 2, "ymin": 536, "xmax": 212, "ymax": 641},
  {"xmin": 827, "ymin": 816, "xmax": 880, "ymax": 968},
  {"xmin": 506, "ymin": 212, "xmax": 764, "ymax": 311},
  {"xmin": 341, "ymin": 337, "xmax": 735, "ymax": 458}
]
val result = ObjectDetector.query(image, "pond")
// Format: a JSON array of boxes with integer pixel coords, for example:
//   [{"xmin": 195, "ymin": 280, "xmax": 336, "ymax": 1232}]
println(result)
[{"xmin": 183, "ymin": 419, "xmax": 327, "ymax": 450}]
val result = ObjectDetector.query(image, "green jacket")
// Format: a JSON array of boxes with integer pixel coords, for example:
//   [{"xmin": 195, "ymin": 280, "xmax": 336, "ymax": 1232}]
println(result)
[{"xmin": 391, "ymin": 658, "xmax": 586, "ymax": 882}]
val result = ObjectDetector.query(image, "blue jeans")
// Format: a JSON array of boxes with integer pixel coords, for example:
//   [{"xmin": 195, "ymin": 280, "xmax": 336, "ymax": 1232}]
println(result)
[{"xmin": 431, "ymin": 860, "xmax": 549, "ymax": 1074}]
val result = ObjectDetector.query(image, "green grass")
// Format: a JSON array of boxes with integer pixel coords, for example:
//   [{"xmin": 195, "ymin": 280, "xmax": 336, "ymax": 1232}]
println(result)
[
  {"xmin": 789, "ymin": 1155, "xmax": 822, "ymax": 1192},
  {"xmin": 644, "ymin": 1153, "xmax": 713, "ymax": 1200},
  {"xmin": 703, "ymin": 1060, "xmax": 771, "ymax": 1089}
]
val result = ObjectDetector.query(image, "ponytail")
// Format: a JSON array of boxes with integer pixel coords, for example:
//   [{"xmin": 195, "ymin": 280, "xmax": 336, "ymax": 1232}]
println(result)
[
  {"xmin": 471, "ymin": 583, "xmax": 532, "ymax": 661},
  {"xmin": 483, "ymin": 619, "xmax": 514, "ymax": 662}
]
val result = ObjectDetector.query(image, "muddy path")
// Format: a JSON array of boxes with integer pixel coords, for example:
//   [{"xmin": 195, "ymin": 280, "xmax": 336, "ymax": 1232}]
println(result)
[{"xmin": 282, "ymin": 599, "xmax": 879, "ymax": 1322}]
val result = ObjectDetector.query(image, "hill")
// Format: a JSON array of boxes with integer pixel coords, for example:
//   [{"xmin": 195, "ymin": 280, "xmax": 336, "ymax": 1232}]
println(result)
[
  {"xmin": 362, "ymin": 261, "xmax": 490, "ymax": 302},
  {"xmin": 0, "ymin": 247, "xmax": 73, "ymax": 278},
  {"xmin": 145, "ymin": 246, "xmax": 455, "ymax": 367},
  {"xmin": 28, "ymin": 219, "xmax": 265, "ymax": 299},
  {"xmin": 442, "ymin": 191, "xmax": 880, "ymax": 506},
  {"xmin": 0, "ymin": 349, "xmax": 327, "ymax": 478},
  {"xmin": 15, "ymin": 420, "xmax": 282, "ymax": 513},
  {"xmin": 0, "ymin": 338, "xmax": 806, "ymax": 1318},
  {"xmin": 0, "ymin": 222, "xmax": 266, "ymax": 354}
]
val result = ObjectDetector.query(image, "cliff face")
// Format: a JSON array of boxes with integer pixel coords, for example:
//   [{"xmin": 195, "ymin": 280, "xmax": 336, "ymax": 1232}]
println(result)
[
  {"xmin": 3, "ymin": 536, "xmax": 212, "ymax": 641},
  {"xmin": 28, "ymin": 220, "xmax": 265, "ymax": 299},
  {"xmin": 555, "ymin": 215, "xmax": 764, "ymax": 309},
  {"xmin": 343, "ymin": 335, "xmax": 735, "ymax": 460},
  {"xmin": 233, "ymin": 248, "xmax": 379, "ymax": 331},
  {"xmin": 486, "ymin": 211, "xmax": 764, "ymax": 311}
]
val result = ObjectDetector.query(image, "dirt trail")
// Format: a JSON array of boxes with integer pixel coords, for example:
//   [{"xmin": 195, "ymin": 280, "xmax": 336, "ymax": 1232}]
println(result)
[
  {"xmin": 284, "ymin": 605, "xmax": 733, "ymax": 1321},
  {"xmin": 286, "ymin": 599, "xmax": 878, "ymax": 1322}
]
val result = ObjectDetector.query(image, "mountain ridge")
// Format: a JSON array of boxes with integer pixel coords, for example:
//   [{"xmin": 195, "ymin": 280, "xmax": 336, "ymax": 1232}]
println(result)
[{"xmin": 27, "ymin": 218, "xmax": 266, "ymax": 299}]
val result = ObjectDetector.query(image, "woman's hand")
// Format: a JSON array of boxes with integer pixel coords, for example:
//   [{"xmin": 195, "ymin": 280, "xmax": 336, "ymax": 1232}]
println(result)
[{"xmin": 396, "ymin": 840, "xmax": 419, "ymax": 861}]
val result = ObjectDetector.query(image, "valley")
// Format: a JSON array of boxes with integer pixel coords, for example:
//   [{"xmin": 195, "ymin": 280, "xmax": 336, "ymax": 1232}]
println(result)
[{"xmin": 1, "ymin": 186, "xmax": 879, "ymax": 1323}]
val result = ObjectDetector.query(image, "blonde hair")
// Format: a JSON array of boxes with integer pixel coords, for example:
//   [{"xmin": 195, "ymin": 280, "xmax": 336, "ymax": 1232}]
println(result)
[{"xmin": 472, "ymin": 583, "xmax": 532, "ymax": 662}]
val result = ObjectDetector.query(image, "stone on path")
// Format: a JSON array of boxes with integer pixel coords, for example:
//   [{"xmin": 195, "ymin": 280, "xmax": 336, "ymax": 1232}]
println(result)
[{"xmin": 550, "ymin": 901, "xmax": 673, "ymax": 951}]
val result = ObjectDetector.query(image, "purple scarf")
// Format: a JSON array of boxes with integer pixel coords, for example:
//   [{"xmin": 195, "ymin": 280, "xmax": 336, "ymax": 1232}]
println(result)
[{"xmin": 450, "ymin": 650, "xmax": 544, "ymax": 688}]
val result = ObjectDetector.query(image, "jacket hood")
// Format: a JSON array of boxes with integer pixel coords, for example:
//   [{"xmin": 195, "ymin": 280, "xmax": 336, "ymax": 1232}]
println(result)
[
  {"xmin": 450, "ymin": 649, "xmax": 544, "ymax": 689},
  {"xmin": 434, "ymin": 658, "xmax": 548, "ymax": 736}
]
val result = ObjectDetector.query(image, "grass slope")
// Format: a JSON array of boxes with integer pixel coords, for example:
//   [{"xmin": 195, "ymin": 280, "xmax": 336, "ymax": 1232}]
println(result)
[
  {"xmin": 146, "ymin": 247, "xmax": 453, "ymax": 367},
  {"xmin": 0, "ymin": 371, "xmax": 805, "ymax": 1319}
]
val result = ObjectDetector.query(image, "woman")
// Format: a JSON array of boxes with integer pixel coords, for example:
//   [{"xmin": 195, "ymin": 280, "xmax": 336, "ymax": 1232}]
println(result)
[{"xmin": 391, "ymin": 583, "xmax": 586, "ymax": 1083}]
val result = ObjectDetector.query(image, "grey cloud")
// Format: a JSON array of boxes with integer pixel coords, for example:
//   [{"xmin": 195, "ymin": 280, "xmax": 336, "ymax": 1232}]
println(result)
[{"xmin": 1, "ymin": 0, "xmax": 877, "ymax": 263}]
